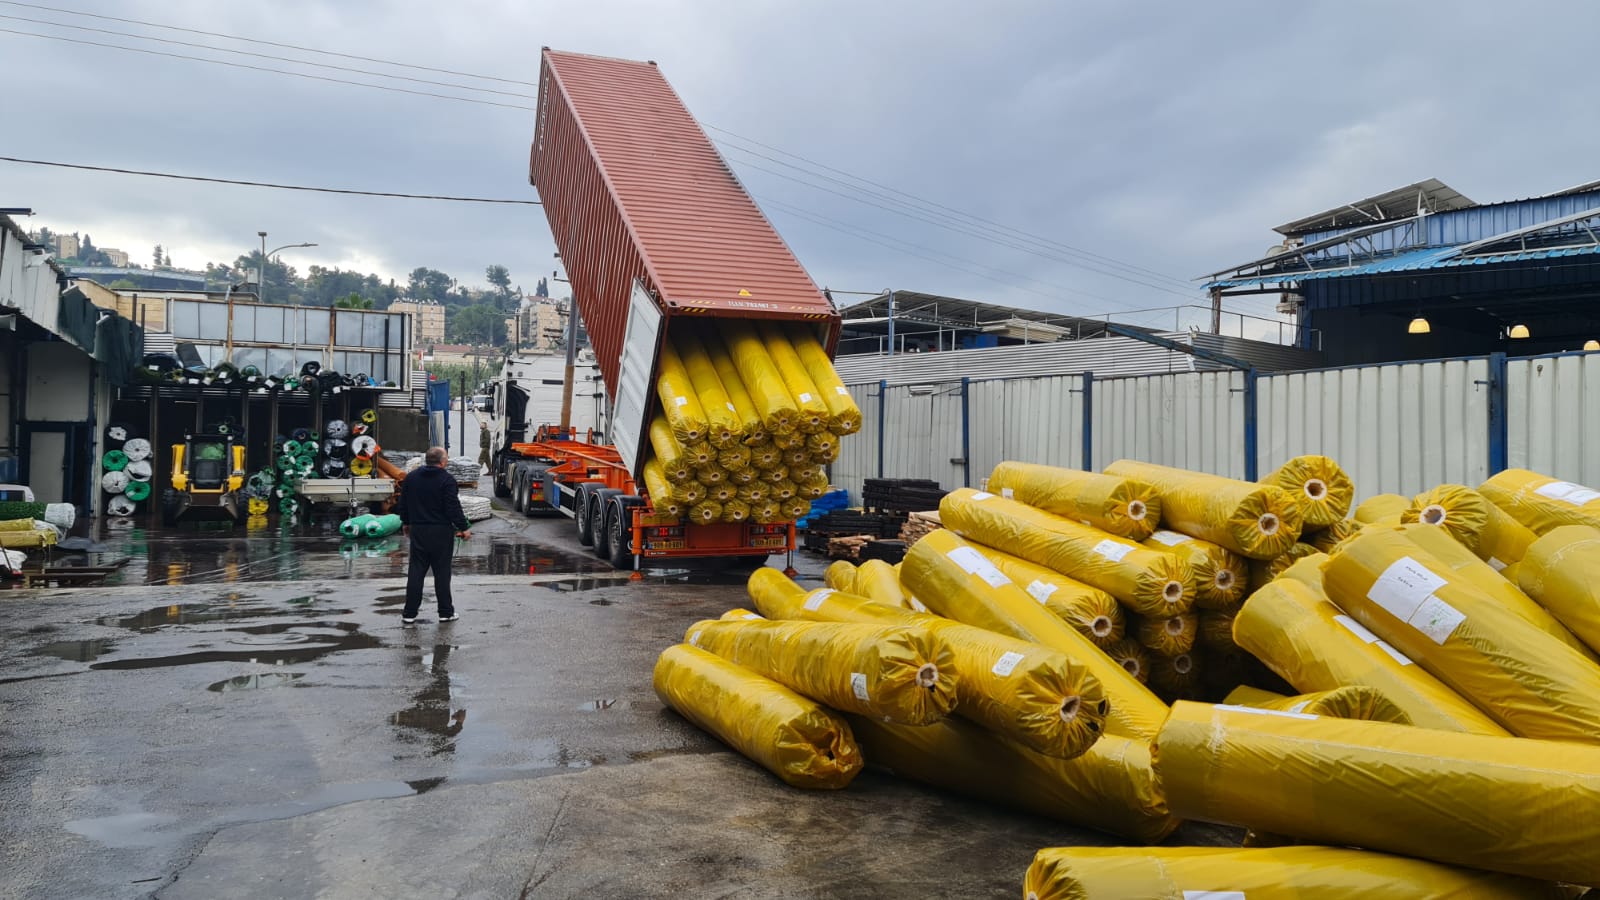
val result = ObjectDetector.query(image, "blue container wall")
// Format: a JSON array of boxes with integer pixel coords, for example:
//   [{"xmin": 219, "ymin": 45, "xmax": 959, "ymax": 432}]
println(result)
[{"xmin": 1301, "ymin": 189, "xmax": 1600, "ymax": 261}]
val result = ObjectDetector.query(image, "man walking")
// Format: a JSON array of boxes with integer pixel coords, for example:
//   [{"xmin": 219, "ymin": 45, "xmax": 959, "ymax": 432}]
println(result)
[{"xmin": 397, "ymin": 447, "xmax": 473, "ymax": 625}]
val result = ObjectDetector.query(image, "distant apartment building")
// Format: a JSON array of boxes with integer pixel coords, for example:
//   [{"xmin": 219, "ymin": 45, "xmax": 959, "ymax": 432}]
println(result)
[
  {"xmin": 388, "ymin": 299, "xmax": 446, "ymax": 343},
  {"xmin": 100, "ymin": 247, "xmax": 129, "ymax": 267},
  {"xmin": 506, "ymin": 299, "xmax": 565, "ymax": 349},
  {"xmin": 55, "ymin": 233, "xmax": 80, "ymax": 259}
]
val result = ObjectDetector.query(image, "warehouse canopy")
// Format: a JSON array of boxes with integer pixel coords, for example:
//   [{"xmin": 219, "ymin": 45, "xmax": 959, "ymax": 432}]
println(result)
[
  {"xmin": 1273, "ymin": 178, "xmax": 1474, "ymax": 237},
  {"xmin": 840, "ymin": 291, "xmax": 1148, "ymax": 340}
]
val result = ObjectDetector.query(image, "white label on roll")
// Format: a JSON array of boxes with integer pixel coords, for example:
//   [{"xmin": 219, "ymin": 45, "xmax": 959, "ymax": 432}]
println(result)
[
  {"xmin": 1026, "ymin": 579, "xmax": 1058, "ymax": 604},
  {"xmin": 1150, "ymin": 529, "xmax": 1190, "ymax": 547},
  {"xmin": 1535, "ymin": 480, "xmax": 1600, "ymax": 505},
  {"xmin": 803, "ymin": 589, "xmax": 833, "ymax": 611},
  {"xmin": 991, "ymin": 651, "xmax": 1025, "ymax": 677},
  {"xmin": 1000, "ymin": 487, "xmax": 1015, "ymax": 499},
  {"xmin": 908, "ymin": 596, "xmax": 929, "ymax": 613},
  {"xmin": 1411, "ymin": 595, "xmax": 1467, "ymax": 644},
  {"xmin": 673, "ymin": 395, "xmax": 688, "ymax": 407},
  {"xmin": 835, "ymin": 385, "xmax": 849, "ymax": 395},
  {"xmin": 1287, "ymin": 700, "xmax": 1312, "ymax": 714},
  {"xmin": 946, "ymin": 545, "xmax": 1011, "ymax": 588},
  {"xmin": 1335, "ymin": 613, "xmax": 1416, "ymax": 665},
  {"xmin": 1368, "ymin": 557, "xmax": 1447, "ymax": 621},
  {"xmin": 1215, "ymin": 703, "xmax": 1318, "ymax": 721},
  {"xmin": 798, "ymin": 392, "xmax": 814, "ymax": 403},
  {"xmin": 1092, "ymin": 539, "xmax": 1135, "ymax": 563},
  {"xmin": 1487, "ymin": 556, "xmax": 1507, "ymax": 572},
  {"xmin": 689, "ymin": 630, "xmax": 702, "ymax": 646},
  {"xmin": 850, "ymin": 672, "xmax": 869, "ymax": 701},
  {"xmin": 1376, "ymin": 641, "xmax": 1415, "ymax": 666},
  {"xmin": 1183, "ymin": 893, "xmax": 1246, "ymax": 900},
  {"xmin": 970, "ymin": 491, "xmax": 994, "ymax": 501}
]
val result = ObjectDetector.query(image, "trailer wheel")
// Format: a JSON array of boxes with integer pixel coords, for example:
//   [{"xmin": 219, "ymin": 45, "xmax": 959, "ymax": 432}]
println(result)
[
  {"xmin": 511, "ymin": 472, "xmax": 525, "ymax": 513},
  {"xmin": 522, "ymin": 467, "xmax": 549, "ymax": 517},
  {"xmin": 607, "ymin": 496, "xmax": 643, "ymax": 570},
  {"xmin": 591, "ymin": 488, "xmax": 622, "ymax": 559},
  {"xmin": 575, "ymin": 484, "xmax": 596, "ymax": 546},
  {"xmin": 493, "ymin": 469, "xmax": 512, "ymax": 499}
]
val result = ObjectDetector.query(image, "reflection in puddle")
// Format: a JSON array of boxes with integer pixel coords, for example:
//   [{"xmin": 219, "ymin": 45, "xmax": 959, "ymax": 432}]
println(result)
[
  {"xmin": 208, "ymin": 672, "xmax": 305, "ymax": 692},
  {"xmin": 392, "ymin": 643, "xmax": 466, "ymax": 753},
  {"xmin": 96, "ymin": 601, "xmax": 339, "ymax": 630},
  {"xmin": 582, "ymin": 699, "xmax": 617, "ymax": 711},
  {"xmin": 32, "ymin": 639, "xmax": 117, "ymax": 662},
  {"xmin": 90, "ymin": 627, "xmax": 381, "ymax": 670}
]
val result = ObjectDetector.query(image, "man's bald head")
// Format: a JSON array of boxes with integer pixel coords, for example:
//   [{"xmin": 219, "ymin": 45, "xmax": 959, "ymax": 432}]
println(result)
[{"xmin": 425, "ymin": 447, "xmax": 448, "ymax": 466}]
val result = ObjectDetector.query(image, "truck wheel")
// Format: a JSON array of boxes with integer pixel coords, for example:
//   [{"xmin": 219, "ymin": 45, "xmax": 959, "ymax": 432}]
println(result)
[
  {"xmin": 511, "ymin": 472, "xmax": 526, "ymax": 513},
  {"xmin": 607, "ymin": 496, "xmax": 643, "ymax": 570},
  {"xmin": 591, "ymin": 488, "xmax": 622, "ymax": 559},
  {"xmin": 492, "ymin": 469, "xmax": 512, "ymax": 499},
  {"xmin": 575, "ymin": 484, "xmax": 596, "ymax": 546},
  {"xmin": 522, "ymin": 467, "xmax": 548, "ymax": 517}
]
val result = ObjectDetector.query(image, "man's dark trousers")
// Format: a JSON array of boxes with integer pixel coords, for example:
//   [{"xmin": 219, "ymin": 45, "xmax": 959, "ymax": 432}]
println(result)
[{"xmin": 404, "ymin": 524, "xmax": 457, "ymax": 619}]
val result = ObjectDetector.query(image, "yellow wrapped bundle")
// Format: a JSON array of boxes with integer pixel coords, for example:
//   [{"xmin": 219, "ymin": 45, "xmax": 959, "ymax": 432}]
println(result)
[
  {"xmin": 687, "ymin": 500, "xmax": 721, "ymax": 525},
  {"xmin": 772, "ymin": 429, "xmax": 806, "ymax": 451},
  {"xmin": 1353, "ymin": 492, "xmax": 1409, "ymax": 525},
  {"xmin": 682, "ymin": 441, "xmax": 714, "ymax": 468},
  {"xmin": 715, "ymin": 444, "xmax": 751, "ymax": 472},
  {"xmin": 1325, "ymin": 528, "xmax": 1600, "ymax": 743},
  {"xmin": 1404, "ymin": 484, "xmax": 1537, "ymax": 568},
  {"xmin": 719, "ymin": 608, "xmax": 763, "ymax": 621},
  {"xmin": 1398, "ymin": 523, "xmax": 1595, "ymax": 661},
  {"xmin": 703, "ymin": 330, "xmax": 768, "ymax": 446},
  {"xmin": 694, "ymin": 466, "xmax": 727, "ymax": 487},
  {"xmin": 1223, "ymin": 684, "xmax": 1412, "ymax": 724},
  {"xmin": 989, "ymin": 461, "xmax": 1161, "ymax": 541},
  {"xmin": 686, "ymin": 617, "xmax": 956, "ymax": 726},
  {"xmin": 803, "ymin": 430, "xmax": 838, "ymax": 460},
  {"xmin": 1157, "ymin": 700, "xmax": 1600, "ymax": 887},
  {"xmin": 676, "ymin": 480, "xmax": 706, "ymax": 507},
  {"xmin": 941, "ymin": 488, "xmax": 1194, "ymax": 617},
  {"xmin": 749, "ymin": 574, "xmax": 1109, "ymax": 759},
  {"xmin": 703, "ymin": 482, "xmax": 736, "ymax": 505},
  {"xmin": 790, "ymin": 328, "xmax": 863, "ymax": 435},
  {"xmin": 1261, "ymin": 454, "xmax": 1354, "ymax": 527},
  {"xmin": 853, "ymin": 559, "xmax": 907, "ymax": 607},
  {"xmin": 1023, "ymin": 846, "xmax": 1569, "ymax": 900},
  {"xmin": 674, "ymin": 332, "xmax": 742, "ymax": 450},
  {"xmin": 1142, "ymin": 529, "xmax": 1246, "ymax": 609},
  {"xmin": 781, "ymin": 496, "xmax": 811, "ymax": 522},
  {"xmin": 1133, "ymin": 612, "xmax": 1197, "ymax": 657},
  {"xmin": 648, "ymin": 416, "xmax": 694, "ymax": 484},
  {"xmin": 1104, "ymin": 459, "xmax": 1303, "ymax": 559},
  {"xmin": 750, "ymin": 442, "xmax": 781, "ymax": 470},
  {"xmin": 1248, "ymin": 541, "xmax": 1320, "ymax": 592},
  {"xmin": 653, "ymin": 644, "xmax": 862, "ymax": 790},
  {"xmin": 1146, "ymin": 651, "xmax": 1201, "ymax": 700},
  {"xmin": 769, "ymin": 479, "xmax": 797, "ymax": 502},
  {"xmin": 782, "ymin": 447, "xmax": 811, "ymax": 470},
  {"xmin": 823, "ymin": 559, "xmax": 857, "ymax": 593},
  {"xmin": 735, "ymin": 483, "xmax": 768, "ymax": 504},
  {"xmin": 757, "ymin": 322, "xmax": 830, "ymax": 434},
  {"xmin": 979, "ymin": 545, "xmax": 1125, "ymax": 648},
  {"xmin": 642, "ymin": 460, "xmax": 685, "ymax": 517},
  {"xmin": 721, "ymin": 499, "xmax": 750, "ymax": 523},
  {"xmin": 795, "ymin": 470, "xmax": 830, "ymax": 501},
  {"xmin": 1480, "ymin": 468, "xmax": 1600, "ymax": 534},
  {"xmin": 1197, "ymin": 608, "xmax": 1237, "ymax": 652},
  {"xmin": 900, "ymin": 528, "xmax": 1169, "ymax": 739},
  {"xmin": 728, "ymin": 466, "xmax": 758, "ymax": 487},
  {"xmin": 760, "ymin": 466, "xmax": 789, "ymax": 485},
  {"xmin": 752, "ymin": 499, "xmax": 783, "ymax": 524},
  {"xmin": 1234, "ymin": 578, "xmax": 1507, "ymax": 735},
  {"xmin": 1519, "ymin": 525, "xmax": 1600, "ymax": 656},
  {"xmin": 851, "ymin": 716, "xmax": 1178, "ymax": 843},
  {"xmin": 655, "ymin": 344, "xmax": 708, "ymax": 446},
  {"xmin": 1278, "ymin": 551, "xmax": 1326, "ymax": 591},
  {"xmin": 1102, "ymin": 638, "xmax": 1151, "ymax": 684},
  {"xmin": 1304, "ymin": 517, "xmax": 1362, "ymax": 553},
  {"xmin": 720, "ymin": 321, "xmax": 800, "ymax": 435}
]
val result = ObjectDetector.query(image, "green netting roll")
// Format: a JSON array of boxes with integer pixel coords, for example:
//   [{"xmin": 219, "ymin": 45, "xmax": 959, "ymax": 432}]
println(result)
[
  {"xmin": 278, "ymin": 496, "xmax": 300, "ymax": 515},
  {"xmin": 362, "ymin": 513, "xmax": 402, "ymax": 537},
  {"xmin": 340, "ymin": 514, "xmax": 374, "ymax": 537},
  {"xmin": 123, "ymin": 480, "xmax": 151, "ymax": 502},
  {"xmin": 0, "ymin": 501, "xmax": 47, "ymax": 521},
  {"xmin": 283, "ymin": 440, "xmax": 303, "ymax": 457},
  {"xmin": 102, "ymin": 449, "xmax": 129, "ymax": 471}
]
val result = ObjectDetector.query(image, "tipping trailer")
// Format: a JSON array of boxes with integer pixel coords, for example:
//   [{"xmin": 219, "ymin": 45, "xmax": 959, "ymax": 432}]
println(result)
[
  {"xmin": 502, "ymin": 48, "xmax": 842, "ymax": 571},
  {"xmin": 490, "ymin": 351, "xmax": 606, "ymax": 510}
]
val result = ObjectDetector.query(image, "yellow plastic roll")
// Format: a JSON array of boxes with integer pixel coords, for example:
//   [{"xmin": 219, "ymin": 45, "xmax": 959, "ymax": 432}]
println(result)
[
  {"xmin": 989, "ymin": 461, "xmax": 1162, "ymax": 541},
  {"xmin": 752, "ymin": 499, "xmax": 783, "ymax": 524},
  {"xmin": 760, "ymin": 466, "xmax": 789, "ymax": 485},
  {"xmin": 1104, "ymin": 459, "xmax": 1303, "ymax": 559},
  {"xmin": 703, "ymin": 329, "xmax": 768, "ymax": 446},
  {"xmin": 735, "ymin": 482, "xmax": 768, "ymax": 504},
  {"xmin": 978, "ymin": 545, "xmax": 1125, "ymax": 648},
  {"xmin": 1519, "ymin": 525, "xmax": 1600, "ymax": 656},
  {"xmin": 782, "ymin": 447, "xmax": 811, "ymax": 470},
  {"xmin": 750, "ymin": 442, "xmax": 781, "ymax": 470},
  {"xmin": 700, "ymin": 480, "xmax": 734, "ymax": 505},
  {"xmin": 803, "ymin": 430, "xmax": 837, "ymax": 459},
  {"xmin": 1133, "ymin": 611, "xmax": 1197, "ymax": 657},
  {"xmin": 1304, "ymin": 517, "xmax": 1362, "ymax": 553},
  {"xmin": 653, "ymin": 644, "xmax": 862, "ymax": 790},
  {"xmin": 1278, "ymin": 551, "xmax": 1326, "ymax": 592},
  {"xmin": 747, "ymin": 578, "xmax": 1108, "ymax": 759},
  {"xmin": 1353, "ymin": 492, "xmax": 1409, "ymax": 525},
  {"xmin": 642, "ymin": 460, "xmax": 685, "ymax": 517},
  {"xmin": 1023, "ymin": 846, "xmax": 1570, "ymax": 900},
  {"xmin": 655, "ymin": 344, "xmax": 708, "ymax": 446},
  {"xmin": 940, "ymin": 488, "xmax": 1194, "ymax": 617},
  {"xmin": 1146, "ymin": 651, "xmax": 1201, "ymax": 700},
  {"xmin": 790, "ymin": 328, "xmax": 863, "ymax": 435},
  {"xmin": 1325, "ymin": 528, "xmax": 1600, "ymax": 743},
  {"xmin": 852, "ymin": 559, "xmax": 906, "ymax": 607},
  {"xmin": 720, "ymin": 320, "xmax": 800, "ymax": 435},
  {"xmin": 1101, "ymin": 638, "xmax": 1151, "ymax": 685},
  {"xmin": 1157, "ymin": 700, "xmax": 1600, "ymax": 888},
  {"xmin": 795, "ymin": 470, "xmax": 830, "ymax": 500},
  {"xmin": 1223, "ymin": 684, "xmax": 1413, "ymax": 724},
  {"xmin": 851, "ymin": 715, "xmax": 1177, "ymax": 843},
  {"xmin": 1480, "ymin": 467, "xmax": 1600, "ymax": 534},
  {"xmin": 781, "ymin": 497, "xmax": 812, "ymax": 521},
  {"xmin": 769, "ymin": 479, "xmax": 797, "ymax": 502},
  {"xmin": 681, "ymin": 441, "xmax": 714, "ymax": 468},
  {"xmin": 900, "ymin": 528, "xmax": 1169, "ymax": 740},
  {"xmin": 687, "ymin": 500, "xmax": 721, "ymax": 525},
  {"xmin": 675, "ymin": 332, "xmax": 742, "ymax": 450},
  {"xmin": 648, "ymin": 417, "xmax": 694, "ymax": 484},
  {"xmin": 1247, "ymin": 541, "xmax": 1320, "ymax": 592},
  {"xmin": 1233, "ymin": 577, "xmax": 1507, "ymax": 735},
  {"xmin": 756, "ymin": 321, "xmax": 830, "ymax": 434},
  {"xmin": 1397, "ymin": 523, "xmax": 1596, "ymax": 661},
  {"xmin": 823, "ymin": 559, "xmax": 857, "ymax": 593},
  {"xmin": 1197, "ymin": 608, "xmax": 1237, "ymax": 652},
  {"xmin": 1142, "ymin": 529, "xmax": 1246, "ymax": 609},
  {"xmin": 728, "ymin": 466, "xmax": 758, "ymax": 487},
  {"xmin": 720, "ymin": 499, "xmax": 750, "ymax": 523},
  {"xmin": 719, "ymin": 608, "xmax": 764, "ymax": 621},
  {"xmin": 694, "ymin": 465, "xmax": 726, "ymax": 487},
  {"xmin": 772, "ymin": 429, "xmax": 806, "ymax": 451},
  {"xmin": 714, "ymin": 444, "xmax": 751, "ymax": 472},
  {"xmin": 1261, "ymin": 454, "xmax": 1354, "ymax": 527},
  {"xmin": 1404, "ymin": 483, "xmax": 1538, "ymax": 569},
  {"xmin": 686, "ymin": 617, "xmax": 956, "ymax": 726}
]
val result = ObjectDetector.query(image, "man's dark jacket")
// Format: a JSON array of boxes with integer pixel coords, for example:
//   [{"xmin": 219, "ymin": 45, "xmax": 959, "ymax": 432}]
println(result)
[{"xmin": 397, "ymin": 465, "xmax": 471, "ymax": 531}]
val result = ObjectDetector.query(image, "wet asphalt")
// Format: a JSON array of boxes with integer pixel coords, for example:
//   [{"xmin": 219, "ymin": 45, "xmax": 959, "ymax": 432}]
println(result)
[{"xmin": 2, "ymin": 497, "xmax": 1228, "ymax": 899}]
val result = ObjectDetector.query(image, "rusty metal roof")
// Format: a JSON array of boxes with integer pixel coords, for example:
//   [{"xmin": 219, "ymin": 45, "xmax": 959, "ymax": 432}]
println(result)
[{"xmin": 537, "ymin": 50, "xmax": 835, "ymax": 318}]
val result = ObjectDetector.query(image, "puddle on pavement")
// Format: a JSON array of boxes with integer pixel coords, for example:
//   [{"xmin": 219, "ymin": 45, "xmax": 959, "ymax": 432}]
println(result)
[
  {"xmin": 392, "ymin": 643, "xmax": 466, "ymax": 749},
  {"xmin": 89, "ymin": 627, "xmax": 382, "ymax": 670},
  {"xmin": 537, "ymin": 577, "xmax": 617, "ymax": 593},
  {"xmin": 97, "ymin": 601, "xmax": 342, "ymax": 630},
  {"xmin": 588, "ymin": 597, "xmax": 614, "ymax": 606},
  {"xmin": 208, "ymin": 672, "xmax": 305, "ymax": 692},
  {"xmin": 32, "ymin": 639, "xmax": 117, "ymax": 662},
  {"xmin": 581, "ymin": 699, "xmax": 618, "ymax": 711}
]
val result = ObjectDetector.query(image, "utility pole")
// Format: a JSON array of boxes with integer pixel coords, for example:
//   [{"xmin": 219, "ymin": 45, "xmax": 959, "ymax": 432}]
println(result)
[
  {"xmin": 458, "ymin": 372, "xmax": 466, "ymax": 458},
  {"xmin": 559, "ymin": 299, "xmax": 579, "ymax": 431}
]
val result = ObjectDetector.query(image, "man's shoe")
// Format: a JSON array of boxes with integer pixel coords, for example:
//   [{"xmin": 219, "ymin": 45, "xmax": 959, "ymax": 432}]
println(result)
[
  {"xmin": 439, "ymin": 614, "xmax": 459, "ymax": 623},
  {"xmin": 402, "ymin": 617, "xmax": 417, "ymax": 625}
]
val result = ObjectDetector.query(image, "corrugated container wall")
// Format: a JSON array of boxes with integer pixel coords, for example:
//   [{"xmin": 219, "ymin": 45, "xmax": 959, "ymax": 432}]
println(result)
[
  {"xmin": 529, "ymin": 49, "xmax": 838, "ymax": 397},
  {"xmin": 1507, "ymin": 352, "xmax": 1600, "ymax": 487},
  {"xmin": 1093, "ymin": 371, "xmax": 1245, "ymax": 479}
]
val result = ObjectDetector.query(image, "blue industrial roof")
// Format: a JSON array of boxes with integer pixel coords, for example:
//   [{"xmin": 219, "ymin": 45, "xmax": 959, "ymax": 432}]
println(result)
[{"xmin": 1206, "ymin": 243, "xmax": 1600, "ymax": 289}]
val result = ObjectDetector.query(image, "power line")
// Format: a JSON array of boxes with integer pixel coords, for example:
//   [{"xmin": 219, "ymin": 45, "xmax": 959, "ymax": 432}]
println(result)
[
  {"xmin": 0, "ymin": 156, "xmax": 543, "ymax": 204},
  {"xmin": 0, "ymin": 0, "xmax": 541, "ymax": 86}
]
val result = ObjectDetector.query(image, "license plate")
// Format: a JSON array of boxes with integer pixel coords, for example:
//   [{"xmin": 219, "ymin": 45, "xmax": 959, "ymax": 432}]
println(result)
[
  {"xmin": 651, "ymin": 540, "xmax": 685, "ymax": 550},
  {"xmin": 751, "ymin": 536, "xmax": 786, "ymax": 549}
]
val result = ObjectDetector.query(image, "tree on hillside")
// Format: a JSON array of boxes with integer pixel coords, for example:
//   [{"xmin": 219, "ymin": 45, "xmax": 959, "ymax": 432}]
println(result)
[
  {"xmin": 486, "ymin": 265, "xmax": 513, "ymax": 309},
  {"xmin": 108, "ymin": 278, "xmax": 139, "ymax": 291},
  {"xmin": 448, "ymin": 302, "xmax": 506, "ymax": 345},
  {"xmin": 334, "ymin": 292, "xmax": 373, "ymax": 309}
]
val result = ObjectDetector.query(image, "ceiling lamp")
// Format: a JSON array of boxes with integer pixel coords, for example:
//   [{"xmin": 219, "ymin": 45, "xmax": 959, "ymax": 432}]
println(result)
[
  {"xmin": 1509, "ymin": 324, "xmax": 1531, "ymax": 339},
  {"xmin": 1585, "ymin": 340, "xmax": 1599, "ymax": 351},
  {"xmin": 1407, "ymin": 316, "xmax": 1431, "ymax": 334}
]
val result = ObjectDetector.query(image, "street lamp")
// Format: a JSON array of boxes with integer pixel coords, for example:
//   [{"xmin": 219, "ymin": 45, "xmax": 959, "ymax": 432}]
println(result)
[{"xmin": 256, "ymin": 231, "xmax": 317, "ymax": 304}]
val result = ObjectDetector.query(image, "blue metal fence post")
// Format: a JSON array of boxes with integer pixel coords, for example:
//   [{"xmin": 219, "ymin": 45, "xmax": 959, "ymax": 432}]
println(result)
[
  {"xmin": 1487, "ymin": 352, "xmax": 1508, "ymax": 475},
  {"xmin": 960, "ymin": 377, "xmax": 972, "ymax": 487},
  {"xmin": 1081, "ymin": 371, "xmax": 1094, "ymax": 472},
  {"xmin": 1243, "ymin": 369, "xmax": 1259, "ymax": 481},
  {"xmin": 876, "ymin": 378, "xmax": 888, "ymax": 478}
]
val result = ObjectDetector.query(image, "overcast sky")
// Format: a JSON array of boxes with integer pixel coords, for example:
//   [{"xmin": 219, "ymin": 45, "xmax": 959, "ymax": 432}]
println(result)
[{"xmin": 5, "ymin": 1, "xmax": 1598, "ymax": 333}]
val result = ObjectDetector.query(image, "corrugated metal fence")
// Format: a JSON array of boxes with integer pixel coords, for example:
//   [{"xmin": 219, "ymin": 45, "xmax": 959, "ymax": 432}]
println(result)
[{"xmin": 837, "ymin": 350, "xmax": 1595, "ymax": 504}]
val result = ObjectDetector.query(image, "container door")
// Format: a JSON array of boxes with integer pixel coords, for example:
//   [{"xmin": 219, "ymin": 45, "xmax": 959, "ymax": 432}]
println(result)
[{"xmin": 612, "ymin": 280, "xmax": 664, "ymax": 477}]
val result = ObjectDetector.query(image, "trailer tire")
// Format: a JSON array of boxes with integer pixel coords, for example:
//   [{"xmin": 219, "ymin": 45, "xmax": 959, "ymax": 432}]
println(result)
[
  {"xmin": 493, "ymin": 465, "xmax": 512, "ymax": 499},
  {"xmin": 521, "ymin": 467, "xmax": 549, "ymax": 517},
  {"xmin": 591, "ymin": 488, "xmax": 622, "ymax": 559},
  {"xmin": 511, "ymin": 471, "xmax": 526, "ymax": 513},
  {"xmin": 575, "ymin": 484, "xmax": 597, "ymax": 546},
  {"xmin": 607, "ymin": 496, "xmax": 643, "ymax": 570}
]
